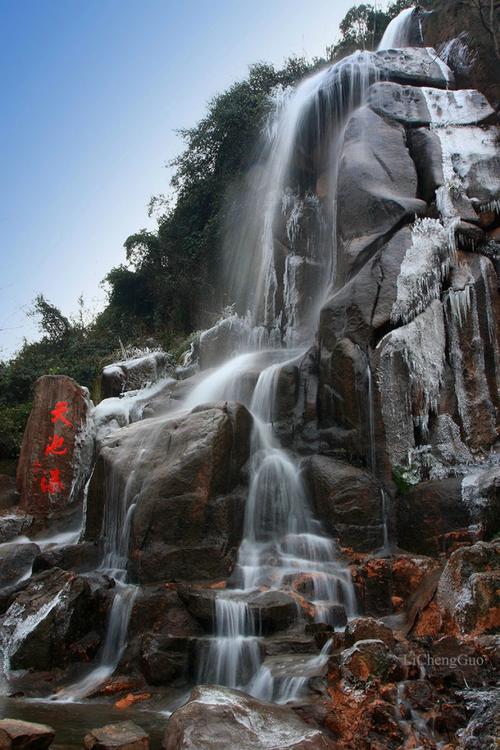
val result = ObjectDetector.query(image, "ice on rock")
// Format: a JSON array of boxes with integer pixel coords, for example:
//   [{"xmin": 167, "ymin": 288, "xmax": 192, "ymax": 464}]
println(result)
[
  {"xmin": 391, "ymin": 218, "xmax": 452, "ymax": 325},
  {"xmin": 377, "ymin": 300, "xmax": 446, "ymax": 466}
]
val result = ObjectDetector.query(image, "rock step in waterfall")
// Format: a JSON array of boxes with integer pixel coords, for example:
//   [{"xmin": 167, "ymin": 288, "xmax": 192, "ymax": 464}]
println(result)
[{"xmin": 0, "ymin": 22, "xmax": 499, "ymax": 750}]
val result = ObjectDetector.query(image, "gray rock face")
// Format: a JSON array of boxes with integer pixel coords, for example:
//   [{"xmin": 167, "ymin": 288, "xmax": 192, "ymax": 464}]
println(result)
[
  {"xmin": 302, "ymin": 456, "xmax": 384, "ymax": 552},
  {"xmin": 163, "ymin": 685, "xmax": 336, "ymax": 750},
  {"xmin": 0, "ymin": 514, "xmax": 32, "ymax": 544},
  {"xmin": 199, "ymin": 316, "xmax": 252, "ymax": 370},
  {"xmin": 368, "ymin": 82, "xmax": 494, "ymax": 126},
  {"xmin": 0, "ymin": 475, "xmax": 19, "ymax": 512},
  {"xmin": 374, "ymin": 47, "xmax": 453, "ymax": 88},
  {"xmin": 321, "ymin": 226, "xmax": 412, "ymax": 351},
  {"xmin": 85, "ymin": 402, "xmax": 252, "ymax": 583},
  {"xmin": 336, "ymin": 106, "xmax": 425, "ymax": 283}
]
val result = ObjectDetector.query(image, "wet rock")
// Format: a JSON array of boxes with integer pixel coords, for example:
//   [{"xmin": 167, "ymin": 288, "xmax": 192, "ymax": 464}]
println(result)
[
  {"xmin": 0, "ymin": 718, "xmax": 55, "ymax": 749},
  {"xmin": 340, "ymin": 639, "xmax": 404, "ymax": 683},
  {"xmin": 437, "ymin": 540, "xmax": 500, "ymax": 635},
  {"xmin": 0, "ymin": 475, "xmax": 19, "ymax": 511},
  {"xmin": 457, "ymin": 689, "xmax": 500, "ymax": 750},
  {"xmin": 178, "ymin": 588, "xmax": 297, "ymax": 634},
  {"xmin": 320, "ymin": 226, "xmax": 412, "ymax": 350},
  {"xmin": 16, "ymin": 375, "xmax": 94, "ymax": 520},
  {"xmin": 445, "ymin": 255, "xmax": 499, "ymax": 451},
  {"xmin": 31, "ymin": 542, "xmax": 100, "ymax": 574},
  {"xmin": 85, "ymin": 402, "xmax": 252, "ymax": 583},
  {"xmin": 353, "ymin": 554, "xmax": 441, "ymax": 618},
  {"xmin": 83, "ymin": 721, "xmax": 149, "ymax": 750},
  {"xmin": 408, "ymin": 125, "xmax": 500, "ymax": 208},
  {"xmin": 162, "ymin": 685, "xmax": 336, "ymax": 749},
  {"xmin": 335, "ymin": 106, "xmax": 424, "ymax": 282},
  {"xmin": 375, "ymin": 299, "xmax": 446, "ymax": 468},
  {"xmin": 198, "ymin": 316, "xmax": 252, "ymax": 370},
  {"xmin": 368, "ymin": 82, "xmax": 494, "ymax": 126},
  {"xmin": 462, "ymin": 466, "xmax": 500, "ymax": 541},
  {"xmin": 101, "ymin": 351, "xmax": 172, "ymax": 399},
  {"xmin": 397, "ymin": 478, "xmax": 471, "ymax": 556},
  {"xmin": 373, "ymin": 47, "xmax": 453, "ymax": 88},
  {"xmin": 128, "ymin": 586, "xmax": 202, "ymax": 641},
  {"xmin": 140, "ymin": 634, "xmax": 190, "ymax": 684},
  {"xmin": 302, "ymin": 456, "xmax": 384, "ymax": 551},
  {"xmin": 0, "ymin": 568, "xmax": 107, "ymax": 672},
  {"xmin": 0, "ymin": 543, "xmax": 39, "ymax": 589},
  {"xmin": 344, "ymin": 617, "xmax": 395, "ymax": 648},
  {"xmin": 0, "ymin": 514, "xmax": 33, "ymax": 544},
  {"xmin": 423, "ymin": 635, "xmax": 496, "ymax": 688}
]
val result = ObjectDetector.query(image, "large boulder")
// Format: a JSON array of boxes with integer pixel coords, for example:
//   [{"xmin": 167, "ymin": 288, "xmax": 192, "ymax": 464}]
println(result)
[
  {"xmin": 462, "ymin": 466, "xmax": 500, "ymax": 541},
  {"xmin": 0, "ymin": 719, "xmax": 55, "ymax": 750},
  {"xmin": 436, "ymin": 540, "xmax": 500, "ymax": 635},
  {"xmin": 162, "ymin": 685, "xmax": 336, "ymax": 749},
  {"xmin": 0, "ymin": 568, "xmax": 108, "ymax": 672},
  {"xmin": 368, "ymin": 82, "xmax": 494, "ymax": 126},
  {"xmin": 302, "ymin": 456, "xmax": 384, "ymax": 551},
  {"xmin": 16, "ymin": 375, "xmax": 94, "ymax": 520},
  {"xmin": 335, "ymin": 106, "xmax": 425, "ymax": 283},
  {"xmin": 85, "ymin": 402, "xmax": 252, "ymax": 583}
]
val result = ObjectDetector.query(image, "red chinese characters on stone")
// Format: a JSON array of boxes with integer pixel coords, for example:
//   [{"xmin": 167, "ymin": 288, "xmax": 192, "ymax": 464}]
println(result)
[
  {"xmin": 40, "ymin": 468, "xmax": 65, "ymax": 495},
  {"xmin": 44, "ymin": 434, "xmax": 67, "ymax": 457},
  {"xmin": 50, "ymin": 401, "xmax": 74, "ymax": 428},
  {"xmin": 34, "ymin": 401, "xmax": 74, "ymax": 495}
]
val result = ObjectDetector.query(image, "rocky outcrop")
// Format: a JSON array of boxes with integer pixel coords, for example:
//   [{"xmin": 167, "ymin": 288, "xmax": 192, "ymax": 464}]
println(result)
[
  {"xmin": 101, "ymin": 351, "xmax": 173, "ymax": 399},
  {"xmin": 437, "ymin": 540, "xmax": 500, "ymax": 635},
  {"xmin": 334, "ymin": 106, "xmax": 425, "ymax": 283},
  {"xmin": 85, "ymin": 402, "xmax": 252, "ymax": 582},
  {"xmin": 0, "ymin": 568, "xmax": 109, "ymax": 672},
  {"xmin": 302, "ymin": 456, "xmax": 384, "ymax": 551},
  {"xmin": 368, "ymin": 83, "xmax": 494, "ymax": 126},
  {"xmin": 16, "ymin": 375, "xmax": 94, "ymax": 521},
  {"xmin": 0, "ymin": 719, "xmax": 55, "ymax": 750},
  {"xmin": 397, "ymin": 478, "xmax": 472, "ymax": 556},
  {"xmin": 163, "ymin": 685, "xmax": 336, "ymax": 749}
]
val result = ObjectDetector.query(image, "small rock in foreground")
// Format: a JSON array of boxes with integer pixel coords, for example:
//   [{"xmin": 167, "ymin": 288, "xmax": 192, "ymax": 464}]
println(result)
[
  {"xmin": 83, "ymin": 721, "xmax": 149, "ymax": 750},
  {"xmin": 0, "ymin": 719, "xmax": 55, "ymax": 750}
]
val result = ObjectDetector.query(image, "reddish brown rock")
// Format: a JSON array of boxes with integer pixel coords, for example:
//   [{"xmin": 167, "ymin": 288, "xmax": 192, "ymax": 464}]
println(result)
[
  {"xmin": 437, "ymin": 540, "xmax": 500, "ymax": 636},
  {"xmin": 16, "ymin": 375, "xmax": 93, "ymax": 520},
  {"xmin": 340, "ymin": 639, "xmax": 404, "ymax": 683},
  {"xmin": 83, "ymin": 721, "xmax": 149, "ymax": 750},
  {"xmin": 344, "ymin": 617, "xmax": 395, "ymax": 648},
  {"xmin": 0, "ymin": 718, "xmax": 55, "ymax": 750}
]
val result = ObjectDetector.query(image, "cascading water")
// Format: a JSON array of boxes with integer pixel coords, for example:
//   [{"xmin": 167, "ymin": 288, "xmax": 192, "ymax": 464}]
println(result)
[
  {"xmin": 378, "ymin": 6, "xmax": 420, "ymax": 50},
  {"xmin": 184, "ymin": 46, "xmax": 390, "ymax": 704}
]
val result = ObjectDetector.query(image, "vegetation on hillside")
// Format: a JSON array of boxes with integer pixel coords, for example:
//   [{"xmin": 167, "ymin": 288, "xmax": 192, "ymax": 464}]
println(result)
[{"xmin": 0, "ymin": 0, "xmax": 414, "ymax": 459}]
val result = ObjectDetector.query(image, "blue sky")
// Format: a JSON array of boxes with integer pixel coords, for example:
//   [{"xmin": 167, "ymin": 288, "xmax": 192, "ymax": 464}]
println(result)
[{"xmin": 0, "ymin": 0, "xmax": 357, "ymax": 359}]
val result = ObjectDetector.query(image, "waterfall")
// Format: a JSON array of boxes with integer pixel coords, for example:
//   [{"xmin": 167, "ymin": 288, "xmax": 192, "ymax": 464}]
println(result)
[{"xmin": 378, "ymin": 7, "xmax": 417, "ymax": 50}]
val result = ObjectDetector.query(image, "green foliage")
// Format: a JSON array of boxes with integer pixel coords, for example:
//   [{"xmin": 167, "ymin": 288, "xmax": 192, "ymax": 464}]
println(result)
[
  {"xmin": 392, "ymin": 464, "xmax": 420, "ymax": 495},
  {"xmin": 0, "ymin": 402, "xmax": 33, "ymax": 458},
  {"xmin": 328, "ymin": 1, "xmax": 416, "ymax": 59}
]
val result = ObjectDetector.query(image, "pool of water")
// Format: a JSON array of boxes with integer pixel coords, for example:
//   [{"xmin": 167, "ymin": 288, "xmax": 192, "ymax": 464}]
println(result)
[{"xmin": 0, "ymin": 697, "xmax": 178, "ymax": 749}]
